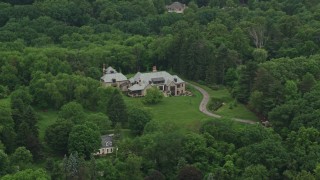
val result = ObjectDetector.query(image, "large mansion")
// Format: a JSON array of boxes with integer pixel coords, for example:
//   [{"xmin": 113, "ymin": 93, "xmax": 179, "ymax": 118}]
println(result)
[{"xmin": 101, "ymin": 65, "xmax": 185, "ymax": 97}]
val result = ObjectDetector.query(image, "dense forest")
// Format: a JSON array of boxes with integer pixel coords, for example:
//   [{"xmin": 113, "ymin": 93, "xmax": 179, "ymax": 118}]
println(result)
[{"xmin": 1, "ymin": 0, "xmax": 320, "ymax": 179}]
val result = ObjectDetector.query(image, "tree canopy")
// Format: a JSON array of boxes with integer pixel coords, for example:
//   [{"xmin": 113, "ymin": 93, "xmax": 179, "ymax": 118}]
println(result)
[{"xmin": 1, "ymin": 0, "xmax": 320, "ymax": 179}]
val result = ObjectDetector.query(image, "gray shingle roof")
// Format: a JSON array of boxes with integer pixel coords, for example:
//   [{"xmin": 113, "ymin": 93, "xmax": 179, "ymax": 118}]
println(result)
[
  {"xmin": 105, "ymin": 66, "xmax": 117, "ymax": 74},
  {"xmin": 166, "ymin": 2, "xmax": 185, "ymax": 9},
  {"xmin": 128, "ymin": 84, "xmax": 147, "ymax": 91},
  {"xmin": 128, "ymin": 71, "xmax": 184, "ymax": 91},
  {"xmin": 151, "ymin": 77, "xmax": 165, "ymax": 83},
  {"xmin": 101, "ymin": 72, "xmax": 128, "ymax": 83},
  {"xmin": 101, "ymin": 134, "xmax": 113, "ymax": 148}
]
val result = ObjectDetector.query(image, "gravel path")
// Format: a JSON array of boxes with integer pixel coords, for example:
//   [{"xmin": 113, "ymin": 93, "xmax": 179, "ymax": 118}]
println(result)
[{"xmin": 187, "ymin": 83, "xmax": 258, "ymax": 125}]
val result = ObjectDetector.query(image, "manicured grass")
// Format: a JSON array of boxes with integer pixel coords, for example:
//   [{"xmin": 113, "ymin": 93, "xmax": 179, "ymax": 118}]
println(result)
[
  {"xmin": 37, "ymin": 109, "xmax": 59, "ymax": 140},
  {"xmin": 124, "ymin": 85, "xmax": 211, "ymax": 131},
  {"xmin": 189, "ymin": 81, "xmax": 259, "ymax": 121}
]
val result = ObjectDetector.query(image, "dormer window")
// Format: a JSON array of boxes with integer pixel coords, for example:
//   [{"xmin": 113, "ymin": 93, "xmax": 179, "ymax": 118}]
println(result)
[{"xmin": 112, "ymin": 78, "xmax": 116, "ymax": 83}]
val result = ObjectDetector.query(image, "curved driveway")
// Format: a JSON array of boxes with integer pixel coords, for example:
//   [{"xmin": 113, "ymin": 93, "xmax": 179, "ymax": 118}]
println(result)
[{"xmin": 187, "ymin": 83, "xmax": 257, "ymax": 125}]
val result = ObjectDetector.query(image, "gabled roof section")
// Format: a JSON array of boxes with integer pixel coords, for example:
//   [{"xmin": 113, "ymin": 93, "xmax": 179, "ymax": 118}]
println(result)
[
  {"xmin": 101, "ymin": 72, "xmax": 128, "ymax": 83},
  {"xmin": 166, "ymin": 2, "xmax": 185, "ymax": 9},
  {"xmin": 106, "ymin": 66, "xmax": 117, "ymax": 74},
  {"xmin": 130, "ymin": 72, "xmax": 142, "ymax": 83},
  {"xmin": 172, "ymin": 75, "xmax": 184, "ymax": 83}
]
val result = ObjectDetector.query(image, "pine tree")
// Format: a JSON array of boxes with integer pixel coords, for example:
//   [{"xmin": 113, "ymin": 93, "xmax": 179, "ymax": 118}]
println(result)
[
  {"xmin": 23, "ymin": 105, "xmax": 39, "ymax": 137},
  {"xmin": 107, "ymin": 90, "xmax": 128, "ymax": 126},
  {"xmin": 16, "ymin": 122, "xmax": 41, "ymax": 159},
  {"xmin": 234, "ymin": 61, "xmax": 258, "ymax": 103},
  {"xmin": 0, "ymin": 107, "xmax": 16, "ymax": 153},
  {"xmin": 299, "ymin": 73, "xmax": 316, "ymax": 94}
]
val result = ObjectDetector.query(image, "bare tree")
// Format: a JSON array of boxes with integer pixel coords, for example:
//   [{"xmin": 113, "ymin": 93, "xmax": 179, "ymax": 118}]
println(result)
[{"xmin": 249, "ymin": 24, "xmax": 266, "ymax": 48}]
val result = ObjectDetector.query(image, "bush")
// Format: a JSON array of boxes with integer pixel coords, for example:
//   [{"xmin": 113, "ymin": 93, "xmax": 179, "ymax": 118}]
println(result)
[
  {"xmin": 144, "ymin": 87, "xmax": 164, "ymax": 104},
  {"xmin": 208, "ymin": 84, "xmax": 221, "ymax": 90},
  {"xmin": 229, "ymin": 100, "xmax": 238, "ymax": 109},
  {"xmin": 208, "ymin": 97, "xmax": 223, "ymax": 111}
]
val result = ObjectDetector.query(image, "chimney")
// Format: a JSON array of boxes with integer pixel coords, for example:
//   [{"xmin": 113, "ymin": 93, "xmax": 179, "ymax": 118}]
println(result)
[
  {"xmin": 103, "ymin": 64, "xmax": 106, "ymax": 75},
  {"xmin": 152, "ymin": 66, "xmax": 157, "ymax": 72}
]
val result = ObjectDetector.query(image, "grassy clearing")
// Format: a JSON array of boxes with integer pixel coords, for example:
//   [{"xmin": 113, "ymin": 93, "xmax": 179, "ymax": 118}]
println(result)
[
  {"xmin": 188, "ymin": 81, "xmax": 259, "ymax": 121},
  {"xmin": 37, "ymin": 109, "xmax": 59, "ymax": 140},
  {"xmin": 0, "ymin": 97, "xmax": 59, "ymax": 140}
]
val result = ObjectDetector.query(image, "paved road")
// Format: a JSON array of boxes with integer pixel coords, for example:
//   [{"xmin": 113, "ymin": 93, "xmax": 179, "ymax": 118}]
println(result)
[{"xmin": 187, "ymin": 83, "xmax": 258, "ymax": 125}]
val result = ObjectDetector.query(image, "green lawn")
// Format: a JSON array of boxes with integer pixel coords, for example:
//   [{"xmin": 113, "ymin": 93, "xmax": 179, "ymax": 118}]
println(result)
[
  {"xmin": 188, "ymin": 82, "xmax": 259, "ymax": 121},
  {"xmin": 124, "ymin": 85, "xmax": 211, "ymax": 131},
  {"xmin": 37, "ymin": 109, "xmax": 59, "ymax": 140}
]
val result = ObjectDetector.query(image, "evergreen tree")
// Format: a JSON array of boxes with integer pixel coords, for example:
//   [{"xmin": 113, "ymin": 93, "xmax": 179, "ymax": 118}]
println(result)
[
  {"xmin": 0, "ymin": 107, "xmax": 16, "ymax": 153},
  {"xmin": 107, "ymin": 90, "xmax": 128, "ymax": 126},
  {"xmin": 299, "ymin": 73, "xmax": 316, "ymax": 94},
  {"xmin": 11, "ymin": 98, "xmax": 25, "ymax": 131},
  {"xmin": 23, "ymin": 105, "xmax": 38, "ymax": 137},
  {"xmin": 0, "ymin": 150, "xmax": 10, "ymax": 176},
  {"xmin": 45, "ymin": 120, "xmax": 73, "ymax": 155},
  {"xmin": 16, "ymin": 122, "xmax": 41, "ymax": 159},
  {"xmin": 234, "ymin": 61, "xmax": 258, "ymax": 103}
]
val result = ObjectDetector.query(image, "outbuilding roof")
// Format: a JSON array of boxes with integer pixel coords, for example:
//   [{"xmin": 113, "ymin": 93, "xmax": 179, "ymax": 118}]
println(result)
[
  {"xmin": 166, "ymin": 2, "xmax": 185, "ymax": 9},
  {"xmin": 101, "ymin": 134, "xmax": 113, "ymax": 148}
]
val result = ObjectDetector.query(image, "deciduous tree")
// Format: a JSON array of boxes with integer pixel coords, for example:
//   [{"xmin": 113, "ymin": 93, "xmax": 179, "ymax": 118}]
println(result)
[
  {"xmin": 68, "ymin": 125, "xmax": 101, "ymax": 158},
  {"xmin": 128, "ymin": 107, "xmax": 152, "ymax": 135},
  {"xmin": 144, "ymin": 87, "xmax": 163, "ymax": 104}
]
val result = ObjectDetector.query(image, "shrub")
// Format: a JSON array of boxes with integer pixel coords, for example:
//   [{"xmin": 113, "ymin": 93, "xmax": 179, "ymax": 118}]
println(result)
[
  {"xmin": 144, "ymin": 87, "xmax": 164, "ymax": 104},
  {"xmin": 208, "ymin": 97, "xmax": 223, "ymax": 111}
]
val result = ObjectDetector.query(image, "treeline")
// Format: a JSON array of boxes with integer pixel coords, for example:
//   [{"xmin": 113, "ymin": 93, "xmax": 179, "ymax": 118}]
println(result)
[
  {"xmin": 1, "ymin": 0, "xmax": 320, "ymax": 78},
  {"xmin": 1, "ymin": 0, "xmax": 320, "ymax": 179}
]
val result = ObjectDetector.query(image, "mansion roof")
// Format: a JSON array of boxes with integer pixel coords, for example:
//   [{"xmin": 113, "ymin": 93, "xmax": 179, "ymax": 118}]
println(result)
[{"xmin": 128, "ymin": 71, "xmax": 184, "ymax": 91}]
